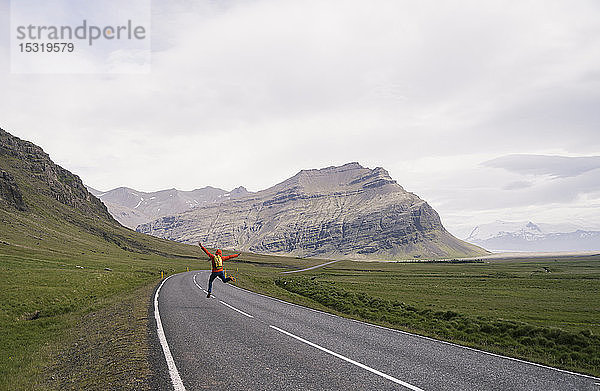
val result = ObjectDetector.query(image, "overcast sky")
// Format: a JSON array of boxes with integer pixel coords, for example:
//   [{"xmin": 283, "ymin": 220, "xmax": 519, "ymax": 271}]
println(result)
[{"xmin": 1, "ymin": 0, "xmax": 599, "ymax": 237}]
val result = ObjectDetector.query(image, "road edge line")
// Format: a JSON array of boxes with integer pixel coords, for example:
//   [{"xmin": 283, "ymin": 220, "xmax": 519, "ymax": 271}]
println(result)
[{"xmin": 154, "ymin": 275, "xmax": 186, "ymax": 391}]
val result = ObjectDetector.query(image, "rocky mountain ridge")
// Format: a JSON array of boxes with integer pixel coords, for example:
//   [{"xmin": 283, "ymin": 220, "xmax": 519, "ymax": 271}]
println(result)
[
  {"xmin": 0, "ymin": 128, "xmax": 112, "ymax": 220},
  {"xmin": 0, "ymin": 126, "xmax": 200, "ymax": 257},
  {"xmin": 138, "ymin": 162, "xmax": 486, "ymax": 259}
]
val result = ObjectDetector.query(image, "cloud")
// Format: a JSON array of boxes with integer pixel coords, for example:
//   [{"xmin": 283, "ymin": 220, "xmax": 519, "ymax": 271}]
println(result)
[
  {"xmin": 483, "ymin": 154, "xmax": 600, "ymax": 178},
  {"xmin": 503, "ymin": 181, "xmax": 532, "ymax": 190},
  {"xmin": 1, "ymin": 0, "xmax": 599, "ymax": 233},
  {"xmin": 393, "ymin": 153, "xmax": 600, "ymax": 237}
]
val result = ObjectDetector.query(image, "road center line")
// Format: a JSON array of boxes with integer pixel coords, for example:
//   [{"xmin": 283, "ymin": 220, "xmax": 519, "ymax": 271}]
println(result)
[
  {"xmin": 154, "ymin": 275, "xmax": 186, "ymax": 391},
  {"xmin": 220, "ymin": 300, "xmax": 254, "ymax": 318},
  {"xmin": 269, "ymin": 325, "xmax": 425, "ymax": 391}
]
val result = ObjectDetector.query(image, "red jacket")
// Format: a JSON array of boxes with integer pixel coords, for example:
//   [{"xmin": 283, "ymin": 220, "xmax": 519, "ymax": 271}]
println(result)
[{"xmin": 200, "ymin": 244, "xmax": 240, "ymax": 272}]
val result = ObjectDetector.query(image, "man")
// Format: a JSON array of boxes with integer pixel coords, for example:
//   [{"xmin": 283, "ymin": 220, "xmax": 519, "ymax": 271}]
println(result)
[{"xmin": 199, "ymin": 243, "xmax": 240, "ymax": 298}]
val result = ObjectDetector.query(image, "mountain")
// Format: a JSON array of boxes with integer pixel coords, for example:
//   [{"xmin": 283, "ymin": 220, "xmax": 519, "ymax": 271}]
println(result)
[
  {"xmin": 465, "ymin": 220, "xmax": 600, "ymax": 252},
  {"xmin": 0, "ymin": 127, "xmax": 198, "ymax": 257},
  {"xmin": 137, "ymin": 162, "xmax": 487, "ymax": 259},
  {"xmin": 87, "ymin": 185, "xmax": 251, "ymax": 229}
]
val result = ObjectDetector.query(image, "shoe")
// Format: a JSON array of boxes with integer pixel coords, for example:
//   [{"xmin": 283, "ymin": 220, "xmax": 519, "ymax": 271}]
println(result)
[{"xmin": 206, "ymin": 292, "xmax": 211, "ymax": 298}]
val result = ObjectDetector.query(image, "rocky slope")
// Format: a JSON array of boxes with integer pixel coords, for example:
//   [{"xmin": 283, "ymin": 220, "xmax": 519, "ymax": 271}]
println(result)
[
  {"xmin": 87, "ymin": 185, "xmax": 251, "ymax": 229},
  {"xmin": 0, "ymin": 128, "xmax": 112, "ymax": 220},
  {"xmin": 0, "ymin": 127, "xmax": 198, "ymax": 257},
  {"xmin": 466, "ymin": 220, "xmax": 600, "ymax": 252},
  {"xmin": 138, "ymin": 163, "xmax": 486, "ymax": 259},
  {"xmin": 0, "ymin": 169, "xmax": 26, "ymax": 211}
]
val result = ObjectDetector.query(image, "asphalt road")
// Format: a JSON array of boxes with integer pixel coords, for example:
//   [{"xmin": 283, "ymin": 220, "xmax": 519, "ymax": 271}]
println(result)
[{"xmin": 152, "ymin": 270, "xmax": 599, "ymax": 391}]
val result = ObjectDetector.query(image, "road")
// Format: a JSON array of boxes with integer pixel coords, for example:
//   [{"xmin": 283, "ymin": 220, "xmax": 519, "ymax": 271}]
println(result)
[{"xmin": 152, "ymin": 270, "xmax": 599, "ymax": 391}]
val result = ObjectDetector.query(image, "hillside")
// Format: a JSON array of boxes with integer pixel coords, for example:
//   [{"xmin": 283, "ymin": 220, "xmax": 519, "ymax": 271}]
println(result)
[
  {"xmin": 0, "ymin": 127, "xmax": 202, "ymax": 389},
  {"xmin": 138, "ymin": 162, "xmax": 487, "ymax": 259},
  {"xmin": 87, "ymin": 185, "xmax": 251, "ymax": 229},
  {"xmin": 0, "ymin": 128, "xmax": 202, "ymax": 258}
]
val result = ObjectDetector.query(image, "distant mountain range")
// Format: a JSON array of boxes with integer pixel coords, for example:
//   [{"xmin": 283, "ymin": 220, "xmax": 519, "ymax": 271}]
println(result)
[
  {"xmin": 135, "ymin": 162, "xmax": 486, "ymax": 259},
  {"xmin": 86, "ymin": 185, "xmax": 251, "ymax": 229},
  {"xmin": 465, "ymin": 221, "xmax": 600, "ymax": 252}
]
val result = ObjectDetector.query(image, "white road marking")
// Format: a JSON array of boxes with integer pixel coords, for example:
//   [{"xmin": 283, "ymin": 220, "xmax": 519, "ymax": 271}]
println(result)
[
  {"xmin": 192, "ymin": 274, "xmax": 208, "ymax": 294},
  {"xmin": 154, "ymin": 275, "xmax": 186, "ymax": 391},
  {"xmin": 269, "ymin": 325, "xmax": 425, "ymax": 391},
  {"xmin": 282, "ymin": 260, "xmax": 339, "ymax": 274},
  {"xmin": 220, "ymin": 300, "xmax": 254, "ymax": 318}
]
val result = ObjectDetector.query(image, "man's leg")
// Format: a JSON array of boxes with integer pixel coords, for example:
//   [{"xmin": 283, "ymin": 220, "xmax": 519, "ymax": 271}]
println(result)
[
  {"xmin": 218, "ymin": 270, "xmax": 234, "ymax": 283},
  {"xmin": 217, "ymin": 270, "xmax": 229, "ymax": 283},
  {"xmin": 207, "ymin": 272, "xmax": 218, "ymax": 297}
]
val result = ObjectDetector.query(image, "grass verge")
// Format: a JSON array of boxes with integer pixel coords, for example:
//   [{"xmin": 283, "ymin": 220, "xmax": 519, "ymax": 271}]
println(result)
[{"xmin": 37, "ymin": 282, "xmax": 156, "ymax": 390}]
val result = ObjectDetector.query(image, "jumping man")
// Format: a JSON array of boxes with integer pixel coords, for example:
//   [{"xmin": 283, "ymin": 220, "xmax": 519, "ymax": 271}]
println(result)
[{"xmin": 199, "ymin": 243, "xmax": 240, "ymax": 298}]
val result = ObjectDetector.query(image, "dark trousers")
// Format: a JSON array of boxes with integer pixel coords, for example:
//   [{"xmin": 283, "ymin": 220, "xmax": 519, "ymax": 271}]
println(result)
[{"xmin": 208, "ymin": 270, "xmax": 232, "ymax": 293}]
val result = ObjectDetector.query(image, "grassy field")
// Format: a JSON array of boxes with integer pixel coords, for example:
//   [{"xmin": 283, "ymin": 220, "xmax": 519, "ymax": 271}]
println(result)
[
  {"xmin": 305, "ymin": 256, "xmax": 600, "ymax": 334},
  {"xmin": 0, "ymin": 245, "xmax": 196, "ymax": 390}
]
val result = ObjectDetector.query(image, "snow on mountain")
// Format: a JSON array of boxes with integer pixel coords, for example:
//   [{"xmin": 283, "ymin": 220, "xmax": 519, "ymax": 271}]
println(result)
[
  {"xmin": 85, "ymin": 185, "xmax": 252, "ymax": 229},
  {"xmin": 465, "ymin": 220, "xmax": 600, "ymax": 252}
]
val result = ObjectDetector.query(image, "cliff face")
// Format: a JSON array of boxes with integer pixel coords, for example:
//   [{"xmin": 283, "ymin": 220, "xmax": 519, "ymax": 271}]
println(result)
[
  {"xmin": 0, "ymin": 127, "xmax": 204, "ymax": 258},
  {"xmin": 0, "ymin": 169, "xmax": 26, "ymax": 211},
  {"xmin": 0, "ymin": 128, "xmax": 115, "ymax": 223},
  {"xmin": 138, "ymin": 162, "xmax": 486, "ymax": 259}
]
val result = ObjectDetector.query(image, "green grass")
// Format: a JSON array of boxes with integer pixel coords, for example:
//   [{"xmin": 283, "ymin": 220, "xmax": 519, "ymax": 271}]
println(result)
[
  {"xmin": 3, "ymin": 226, "xmax": 600, "ymax": 384},
  {"xmin": 0, "ymin": 245, "xmax": 196, "ymax": 390},
  {"xmin": 40, "ymin": 282, "xmax": 157, "ymax": 390},
  {"xmin": 309, "ymin": 258, "xmax": 600, "ymax": 334}
]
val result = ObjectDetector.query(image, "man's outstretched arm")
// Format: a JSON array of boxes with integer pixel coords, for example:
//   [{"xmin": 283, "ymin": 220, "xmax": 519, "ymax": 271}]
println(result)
[
  {"xmin": 198, "ymin": 242, "xmax": 214, "ymax": 258},
  {"xmin": 222, "ymin": 253, "xmax": 241, "ymax": 261}
]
